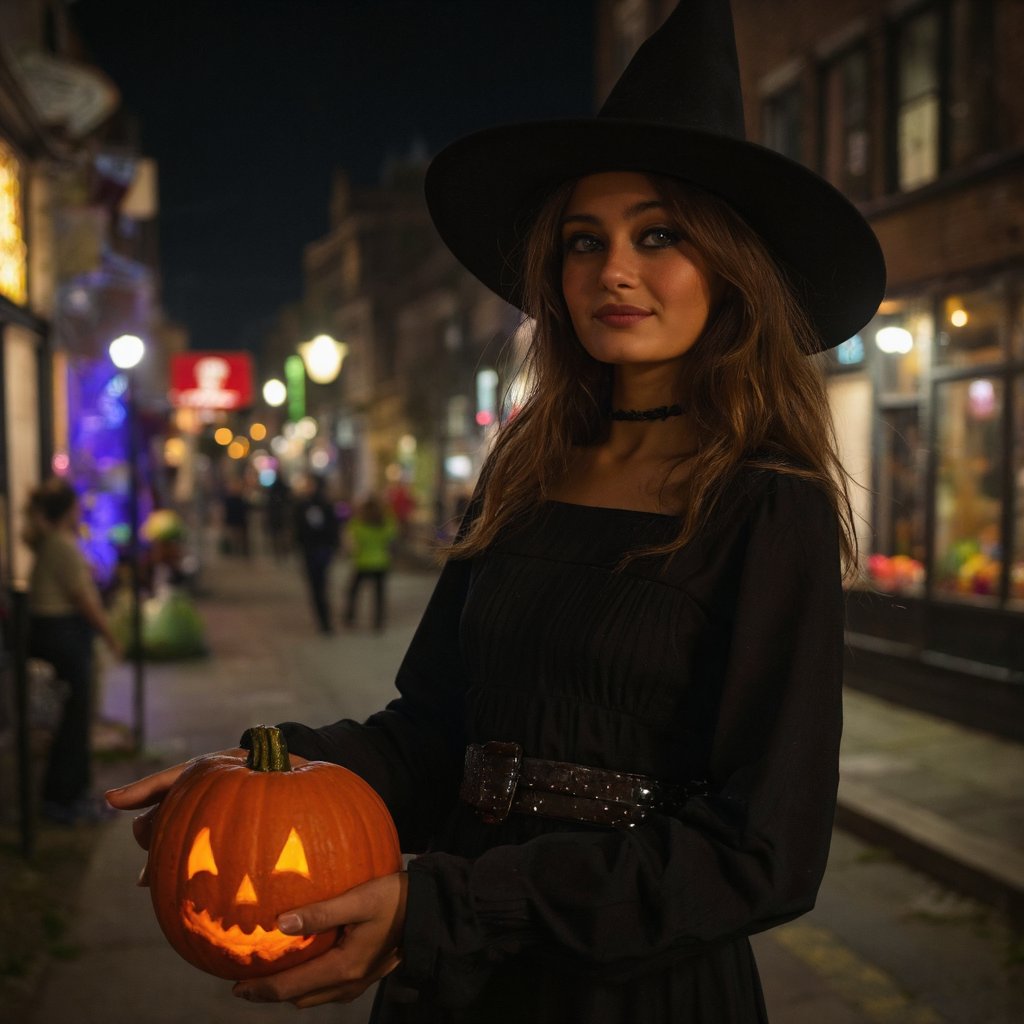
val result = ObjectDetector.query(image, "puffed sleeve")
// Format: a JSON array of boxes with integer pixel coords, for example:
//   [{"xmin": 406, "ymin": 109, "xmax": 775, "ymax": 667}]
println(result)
[
  {"xmin": 395, "ymin": 473, "xmax": 845, "ymax": 1006},
  {"xmin": 269, "ymin": 550, "xmax": 472, "ymax": 852}
]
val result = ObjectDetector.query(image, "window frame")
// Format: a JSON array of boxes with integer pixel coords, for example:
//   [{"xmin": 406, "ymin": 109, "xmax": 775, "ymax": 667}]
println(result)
[
  {"xmin": 817, "ymin": 40, "xmax": 873, "ymax": 201},
  {"xmin": 886, "ymin": 1, "xmax": 950, "ymax": 195}
]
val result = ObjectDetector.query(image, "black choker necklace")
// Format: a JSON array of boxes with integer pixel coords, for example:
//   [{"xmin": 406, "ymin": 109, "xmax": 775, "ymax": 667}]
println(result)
[{"xmin": 610, "ymin": 403, "xmax": 685, "ymax": 422}]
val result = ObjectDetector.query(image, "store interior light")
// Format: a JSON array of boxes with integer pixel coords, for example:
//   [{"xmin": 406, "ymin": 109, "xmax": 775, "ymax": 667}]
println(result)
[
  {"xmin": 875, "ymin": 326, "xmax": 914, "ymax": 355},
  {"xmin": 950, "ymin": 308, "xmax": 969, "ymax": 328}
]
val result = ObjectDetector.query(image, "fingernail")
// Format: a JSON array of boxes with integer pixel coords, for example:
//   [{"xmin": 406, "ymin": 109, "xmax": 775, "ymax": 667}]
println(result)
[
  {"xmin": 277, "ymin": 912, "xmax": 302, "ymax": 934},
  {"xmin": 136, "ymin": 864, "xmax": 149, "ymax": 887}
]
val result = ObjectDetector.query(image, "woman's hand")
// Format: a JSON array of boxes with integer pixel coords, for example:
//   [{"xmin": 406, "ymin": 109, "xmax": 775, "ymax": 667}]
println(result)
[{"xmin": 232, "ymin": 872, "xmax": 409, "ymax": 1008}]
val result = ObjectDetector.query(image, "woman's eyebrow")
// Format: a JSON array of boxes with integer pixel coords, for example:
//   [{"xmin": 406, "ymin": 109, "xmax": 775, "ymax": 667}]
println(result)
[{"xmin": 560, "ymin": 200, "xmax": 667, "ymax": 228}]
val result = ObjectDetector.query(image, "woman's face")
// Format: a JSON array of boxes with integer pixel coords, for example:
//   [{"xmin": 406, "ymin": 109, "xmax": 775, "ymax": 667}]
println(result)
[{"xmin": 560, "ymin": 172, "xmax": 716, "ymax": 370}]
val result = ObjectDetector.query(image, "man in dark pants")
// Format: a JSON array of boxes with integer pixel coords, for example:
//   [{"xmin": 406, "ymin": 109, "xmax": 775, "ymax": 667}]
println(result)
[{"xmin": 292, "ymin": 474, "xmax": 339, "ymax": 633}]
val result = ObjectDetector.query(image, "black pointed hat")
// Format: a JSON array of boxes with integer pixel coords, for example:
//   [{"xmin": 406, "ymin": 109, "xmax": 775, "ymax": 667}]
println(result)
[{"xmin": 425, "ymin": 0, "xmax": 885, "ymax": 351}]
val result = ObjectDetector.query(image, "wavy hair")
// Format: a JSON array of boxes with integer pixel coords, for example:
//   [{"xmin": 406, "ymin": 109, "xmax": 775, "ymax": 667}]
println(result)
[{"xmin": 453, "ymin": 173, "xmax": 857, "ymax": 574}]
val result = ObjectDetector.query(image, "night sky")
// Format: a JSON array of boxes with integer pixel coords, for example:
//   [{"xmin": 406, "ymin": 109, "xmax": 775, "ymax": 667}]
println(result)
[{"xmin": 68, "ymin": 0, "xmax": 597, "ymax": 352}]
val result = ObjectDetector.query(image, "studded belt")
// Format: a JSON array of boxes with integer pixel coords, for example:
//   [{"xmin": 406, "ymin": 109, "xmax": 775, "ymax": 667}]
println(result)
[{"xmin": 459, "ymin": 740, "xmax": 709, "ymax": 829}]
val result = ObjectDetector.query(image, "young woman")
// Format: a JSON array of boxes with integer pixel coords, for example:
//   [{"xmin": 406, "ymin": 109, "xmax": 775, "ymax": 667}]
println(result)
[
  {"xmin": 108, "ymin": 3, "xmax": 885, "ymax": 1020},
  {"xmin": 26, "ymin": 478, "xmax": 122, "ymax": 824}
]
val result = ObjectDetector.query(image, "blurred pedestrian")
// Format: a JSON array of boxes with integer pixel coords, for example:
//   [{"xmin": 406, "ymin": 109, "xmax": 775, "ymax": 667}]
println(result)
[
  {"xmin": 293, "ymin": 474, "xmax": 339, "ymax": 633},
  {"xmin": 221, "ymin": 477, "xmax": 250, "ymax": 557},
  {"xmin": 24, "ymin": 478, "xmax": 121, "ymax": 825},
  {"xmin": 264, "ymin": 473, "xmax": 293, "ymax": 561},
  {"xmin": 343, "ymin": 494, "xmax": 397, "ymax": 631},
  {"xmin": 110, "ymin": 2, "xmax": 885, "ymax": 1019}
]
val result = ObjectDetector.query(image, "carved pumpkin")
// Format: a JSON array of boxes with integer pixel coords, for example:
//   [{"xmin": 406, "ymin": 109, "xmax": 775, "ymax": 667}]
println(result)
[{"xmin": 146, "ymin": 725, "xmax": 402, "ymax": 980}]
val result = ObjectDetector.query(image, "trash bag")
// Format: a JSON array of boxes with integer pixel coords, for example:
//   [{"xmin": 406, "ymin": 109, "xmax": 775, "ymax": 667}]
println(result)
[
  {"xmin": 142, "ymin": 589, "xmax": 207, "ymax": 660},
  {"xmin": 111, "ymin": 587, "xmax": 208, "ymax": 661}
]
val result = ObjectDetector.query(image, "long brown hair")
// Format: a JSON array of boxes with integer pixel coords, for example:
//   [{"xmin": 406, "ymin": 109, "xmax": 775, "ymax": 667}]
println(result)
[{"xmin": 454, "ymin": 173, "xmax": 857, "ymax": 573}]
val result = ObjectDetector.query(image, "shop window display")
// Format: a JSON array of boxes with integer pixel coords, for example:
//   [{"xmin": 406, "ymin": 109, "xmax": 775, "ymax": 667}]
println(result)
[
  {"xmin": 934, "ymin": 377, "xmax": 1004, "ymax": 599},
  {"xmin": 872, "ymin": 298, "xmax": 931, "ymax": 397},
  {"xmin": 1013, "ymin": 377, "xmax": 1024, "ymax": 604},
  {"xmin": 867, "ymin": 408, "xmax": 925, "ymax": 595},
  {"xmin": 935, "ymin": 285, "xmax": 1004, "ymax": 369}
]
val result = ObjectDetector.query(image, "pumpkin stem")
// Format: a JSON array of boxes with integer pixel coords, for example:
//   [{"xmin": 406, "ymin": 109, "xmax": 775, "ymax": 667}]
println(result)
[{"xmin": 246, "ymin": 725, "xmax": 291, "ymax": 772}]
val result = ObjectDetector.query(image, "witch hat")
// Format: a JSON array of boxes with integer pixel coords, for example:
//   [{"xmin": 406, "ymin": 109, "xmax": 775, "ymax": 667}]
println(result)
[{"xmin": 425, "ymin": 0, "xmax": 885, "ymax": 351}]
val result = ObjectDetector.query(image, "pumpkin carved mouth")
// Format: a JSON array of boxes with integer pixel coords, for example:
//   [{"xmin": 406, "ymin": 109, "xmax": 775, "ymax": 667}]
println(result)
[{"xmin": 182, "ymin": 900, "xmax": 316, "ymax": 963}]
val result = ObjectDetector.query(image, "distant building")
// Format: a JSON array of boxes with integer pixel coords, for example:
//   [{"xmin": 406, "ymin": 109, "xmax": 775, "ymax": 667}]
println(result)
[{"xmin": 272, "ymin": 159, "xmax": 519, "ymax": 538}]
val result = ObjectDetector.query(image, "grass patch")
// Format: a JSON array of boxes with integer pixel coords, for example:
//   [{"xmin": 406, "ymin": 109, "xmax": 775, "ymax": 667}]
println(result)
[{"xmin": 0, "ymin": 821, "xmax": 102, "ymax": 1016}]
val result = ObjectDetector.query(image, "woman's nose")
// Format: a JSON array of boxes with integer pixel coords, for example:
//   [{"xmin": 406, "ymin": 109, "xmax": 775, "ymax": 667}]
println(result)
[{"xmin": 597, "ymin": 241, "xmax": 638, "ymax": 289}]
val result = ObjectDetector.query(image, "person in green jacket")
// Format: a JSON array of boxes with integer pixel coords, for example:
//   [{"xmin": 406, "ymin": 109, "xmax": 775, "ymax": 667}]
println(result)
[{"xmin": 343, "ymin": 494, "xmax": 397, "ymax": 631}]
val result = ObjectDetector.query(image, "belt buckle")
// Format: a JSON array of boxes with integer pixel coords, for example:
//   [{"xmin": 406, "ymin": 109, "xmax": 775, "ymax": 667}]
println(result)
[{"xmin": 460, "ymin": 741, "xmax": 523, "ymax": 824}]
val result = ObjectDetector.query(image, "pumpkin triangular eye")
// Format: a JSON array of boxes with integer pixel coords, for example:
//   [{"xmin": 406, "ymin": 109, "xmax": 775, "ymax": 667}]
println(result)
[
  {"xmin": 187, "ymin": 826, "xmax": 219, "ymax": 878},
  {"xmin": 272, "ymin": 828, "xmax": 311, "ymax": 878}
]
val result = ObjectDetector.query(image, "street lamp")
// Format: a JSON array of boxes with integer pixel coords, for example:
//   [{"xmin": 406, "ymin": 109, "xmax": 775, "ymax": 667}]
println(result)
[
  {"xmin": 262, "ymin": 378, "xmax": 287, "ymax": 407},
  {"xmin": 109, "ymin": 333, "xmax": 146, "ymax": 752},
  {"xmin": 298, "ymin": 334, "xmax": 348, "ymax": 385}
]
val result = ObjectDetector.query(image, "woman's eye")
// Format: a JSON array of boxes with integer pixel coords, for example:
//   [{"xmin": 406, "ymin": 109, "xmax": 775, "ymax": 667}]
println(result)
[
  {"xmin": 640, "ymin": 227, "xmax": 681, "ymax": 248},
  {"xmin": 564, "ymin": 233, "xmax": 602, "ymax": 254}
]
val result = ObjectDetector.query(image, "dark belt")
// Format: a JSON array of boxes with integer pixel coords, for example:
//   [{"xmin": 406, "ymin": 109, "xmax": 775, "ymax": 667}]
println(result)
[{"xmin": 460, "ymin": 741, "xmax": 709, "ymax": 829}]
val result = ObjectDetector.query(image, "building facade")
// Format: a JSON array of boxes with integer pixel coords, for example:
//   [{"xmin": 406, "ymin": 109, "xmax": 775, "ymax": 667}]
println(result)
[
  {"xmin": 268, "ymin": 159, "xmax": 518, "ymax": 535},
  {"xmin": 597, "ymin": 0, "xmax": 1024, "ymax": 734}
]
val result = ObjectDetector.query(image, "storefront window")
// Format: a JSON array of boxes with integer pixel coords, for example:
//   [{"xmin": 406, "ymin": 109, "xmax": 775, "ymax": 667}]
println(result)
[
  {"xmin": 933, "ymin": 377, "xmax": 1004, "ymax": 600},
  {"xmin": 935, "ymin": 283, "xmax": 1004, "ymax": 368},
  {"xmin": 0, "ymin": 139, "xmax": 28, "ymax": 306},
  {"xmin": 870, "ymin": 298, "xmax": 932, "ymax": 397},
  {"xmin": 1012, "ymin": 377, "xmax": 1024, "ymax": 604},
  {"xmin": 867, "ymin": 408, "xmax": 926, "ymax": 595}
]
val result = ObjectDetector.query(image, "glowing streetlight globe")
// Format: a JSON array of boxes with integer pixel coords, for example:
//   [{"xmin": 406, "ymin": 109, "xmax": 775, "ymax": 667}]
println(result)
[
  {"xmin": 298, "ymin": 334, "xmax": 348, "ymax": 384},
  {"xmin": 262, "ymin": 378, "xmax": 287, "ymax": 406},
  {"xmin": 109, "ymin": 334, "xmax": 145, "ymax": 369}
]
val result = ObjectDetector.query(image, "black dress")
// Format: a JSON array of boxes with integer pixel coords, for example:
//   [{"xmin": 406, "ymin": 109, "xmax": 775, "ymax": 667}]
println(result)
[{"xmin": 276, "ymin": 468, "xmax": 844, "ymax": 1023}]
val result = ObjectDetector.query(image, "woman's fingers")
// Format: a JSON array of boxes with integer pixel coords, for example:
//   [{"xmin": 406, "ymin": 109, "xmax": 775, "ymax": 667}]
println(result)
[
  {"xmin": 231, "ymin": 874, "xmax": 408, "ymax": 1006},
  {"xmin": 279, "ymin": 873, "xmax": 407, "ymax": 939},
  {"xmin": 131, "ymin": 805, "xmax": 160, "ymax": 853},
  {"xmin": 233, "ymin": 948, "xmax": 401, "ymax": 1006}
]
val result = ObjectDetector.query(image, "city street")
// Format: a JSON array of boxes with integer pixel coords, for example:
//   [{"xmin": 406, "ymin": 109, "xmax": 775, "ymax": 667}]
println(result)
[{"xmin": 22, "ymin": 547, "xmax": 1024, "ymax": 1024}]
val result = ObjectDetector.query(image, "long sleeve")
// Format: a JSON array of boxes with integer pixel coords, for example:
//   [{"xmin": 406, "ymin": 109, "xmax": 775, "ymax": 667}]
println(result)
[
  {"xmin": 273, "ymin": 551, "xmax": 473, "ymax": 851},
  {"xmin": 397, "ymin": 475, "xmax": 844, "ymax": 1005}
]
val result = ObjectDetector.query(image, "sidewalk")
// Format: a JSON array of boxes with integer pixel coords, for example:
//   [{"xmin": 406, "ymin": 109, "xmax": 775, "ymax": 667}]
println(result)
[{"xmin": 23, "ymin": 551, "xmax": 1024, "ymax": 1023}]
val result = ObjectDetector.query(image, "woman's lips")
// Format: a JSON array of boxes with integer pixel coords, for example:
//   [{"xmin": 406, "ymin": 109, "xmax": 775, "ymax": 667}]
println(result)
[{"xmin": 593, "ymin": 306, "xmax": 652, "ymax": 328}]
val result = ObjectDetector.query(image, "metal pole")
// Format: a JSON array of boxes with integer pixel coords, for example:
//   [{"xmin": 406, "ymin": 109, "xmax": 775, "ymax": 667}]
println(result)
[
  {"xmin": 127, "ymin": 369, "xmax": 145, "ymax": 752},
  {"xmin": 10, "ymin": 587, "xmax": 35, "ymax": 859}
]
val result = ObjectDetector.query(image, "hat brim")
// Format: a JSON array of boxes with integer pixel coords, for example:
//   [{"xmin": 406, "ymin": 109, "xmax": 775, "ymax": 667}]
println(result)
[{"xmin": 425, "ymin": 120, "xmax": 886, "ymax": 351}]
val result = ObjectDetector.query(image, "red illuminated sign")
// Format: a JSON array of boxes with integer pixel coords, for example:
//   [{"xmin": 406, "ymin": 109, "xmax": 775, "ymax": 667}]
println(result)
[{"xmin": 169, "ymin": 352, "xmax": 254, "ymax": 410}]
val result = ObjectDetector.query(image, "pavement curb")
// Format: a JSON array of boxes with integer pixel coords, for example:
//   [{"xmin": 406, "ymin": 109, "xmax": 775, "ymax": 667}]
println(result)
[{"xmin": 836, "ymin": 778, "xmax": 1024, "ymax": 927}]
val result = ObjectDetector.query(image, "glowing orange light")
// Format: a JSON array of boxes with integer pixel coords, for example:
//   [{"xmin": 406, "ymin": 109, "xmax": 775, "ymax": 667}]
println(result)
[
  {"xmin": 187, "ymin": 827, "xmax": 219, "ymax": 878},
  {"xmin": 182, "ymin": 902, "xmax": 315, "ymax": 964},
  {"xmin": 272, "ymin": 828, "xmax": 311, "ymax": 878},
  {"xmin": 249, "ymin": 423, "xmax": 267, "ymax": 441},
  {"xmin": 214, "ymin": 427, "xmax": 233, "ymax": 446}
]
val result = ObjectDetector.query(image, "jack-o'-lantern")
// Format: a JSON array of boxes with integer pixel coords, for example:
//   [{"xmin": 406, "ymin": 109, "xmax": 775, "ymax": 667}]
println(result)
[{"xmin": 146, "ymin": 725, "xmax": 402, "ymax": 980}]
